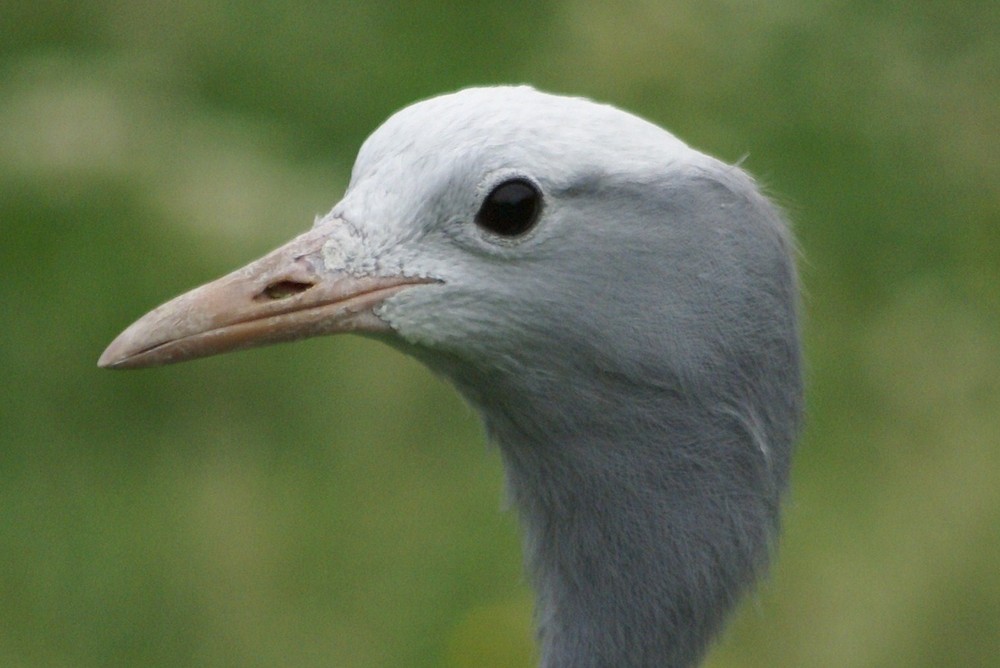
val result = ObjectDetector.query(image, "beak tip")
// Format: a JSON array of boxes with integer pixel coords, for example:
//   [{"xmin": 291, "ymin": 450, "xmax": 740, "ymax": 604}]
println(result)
[
  {"xmin": 97, "ymin": 344, "xmax": 124, "ymax": 369},
  {"xmin": 98, "ymin": 329, "xmax": 146, "ymax": 370}
]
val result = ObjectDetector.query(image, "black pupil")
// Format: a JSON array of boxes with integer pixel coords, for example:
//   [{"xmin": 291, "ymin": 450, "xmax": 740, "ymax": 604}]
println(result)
[{"xmin": 476, "ymin": 179, "xmax": 540, "ymax": 237}]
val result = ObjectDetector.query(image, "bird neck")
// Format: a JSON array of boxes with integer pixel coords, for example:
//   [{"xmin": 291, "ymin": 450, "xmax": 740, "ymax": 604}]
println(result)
[{"xmin": 486, "ymin": 383, "xmax": 781, "ymax": 668}]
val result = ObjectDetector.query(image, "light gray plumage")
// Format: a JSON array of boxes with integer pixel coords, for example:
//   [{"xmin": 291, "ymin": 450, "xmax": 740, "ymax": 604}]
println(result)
[{"xmin": 100, "ymin": 86, "xmax": 803, "ymax": 667}]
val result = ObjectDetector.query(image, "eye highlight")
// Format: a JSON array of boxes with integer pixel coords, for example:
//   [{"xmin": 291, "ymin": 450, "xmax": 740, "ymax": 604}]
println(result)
[{"xmin": 475, "ymin": 178, "xmax": 542, "ymax": 237}]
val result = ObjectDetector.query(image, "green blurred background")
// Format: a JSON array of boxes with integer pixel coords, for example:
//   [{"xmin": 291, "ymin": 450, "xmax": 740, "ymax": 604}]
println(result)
[{"xmin": 2, "ymin": 1, "xmax": 997, "ymax": 666}]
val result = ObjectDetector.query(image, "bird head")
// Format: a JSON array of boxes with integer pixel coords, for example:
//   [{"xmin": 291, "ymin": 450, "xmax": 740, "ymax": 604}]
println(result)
[{"xmin": 100, "ymin": 86, "xmax": 796, "ymax": 431}]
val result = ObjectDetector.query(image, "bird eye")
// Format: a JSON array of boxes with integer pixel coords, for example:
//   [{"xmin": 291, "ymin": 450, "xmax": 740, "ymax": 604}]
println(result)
[{"xmin": 475, "ymin": 178, "xmax": 542, "ymax": 237}]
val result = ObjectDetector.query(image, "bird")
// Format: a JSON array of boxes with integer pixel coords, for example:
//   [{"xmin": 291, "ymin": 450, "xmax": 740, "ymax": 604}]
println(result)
[{"xmin": 99, "ymin": 86, "xmax": 802, "ymax": 668}]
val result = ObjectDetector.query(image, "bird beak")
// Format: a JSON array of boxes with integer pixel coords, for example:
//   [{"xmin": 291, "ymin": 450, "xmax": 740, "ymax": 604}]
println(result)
[{"xmin": 98, "ymin": 222, "xmax": 432, "ymax": 369}]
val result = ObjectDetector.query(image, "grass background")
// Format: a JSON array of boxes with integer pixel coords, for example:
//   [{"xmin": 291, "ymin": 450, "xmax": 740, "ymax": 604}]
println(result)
[{"xmin": 2, "ymin": 1, "xmax": 997, "ymax": 666}]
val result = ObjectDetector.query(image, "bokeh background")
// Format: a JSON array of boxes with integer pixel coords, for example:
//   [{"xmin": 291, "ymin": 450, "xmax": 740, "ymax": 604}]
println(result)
[{"xmin": 2, "ymin": 2, "xmax": 997, "ymax": 666}]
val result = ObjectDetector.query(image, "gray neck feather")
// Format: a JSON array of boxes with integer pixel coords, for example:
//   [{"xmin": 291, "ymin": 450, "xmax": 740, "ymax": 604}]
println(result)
[{"xmin": 482, "ymin": 373, "xmax": 789, "ymax": 668}]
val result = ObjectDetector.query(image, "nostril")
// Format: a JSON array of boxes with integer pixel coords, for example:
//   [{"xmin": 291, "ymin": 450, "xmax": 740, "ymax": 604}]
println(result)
[{"xmin": 256, "ymin": 280, "xmax": 315, "ymax": 301}]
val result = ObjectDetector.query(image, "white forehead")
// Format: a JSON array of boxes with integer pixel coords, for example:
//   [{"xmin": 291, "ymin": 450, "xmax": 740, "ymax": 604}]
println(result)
[
  {"xmin": 322, "ymin": 87, "xmax": 712, "ymax": 277},
  {"xmin": 348, "ymin": 86, "xmax": 699, "ymax": 192}
]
